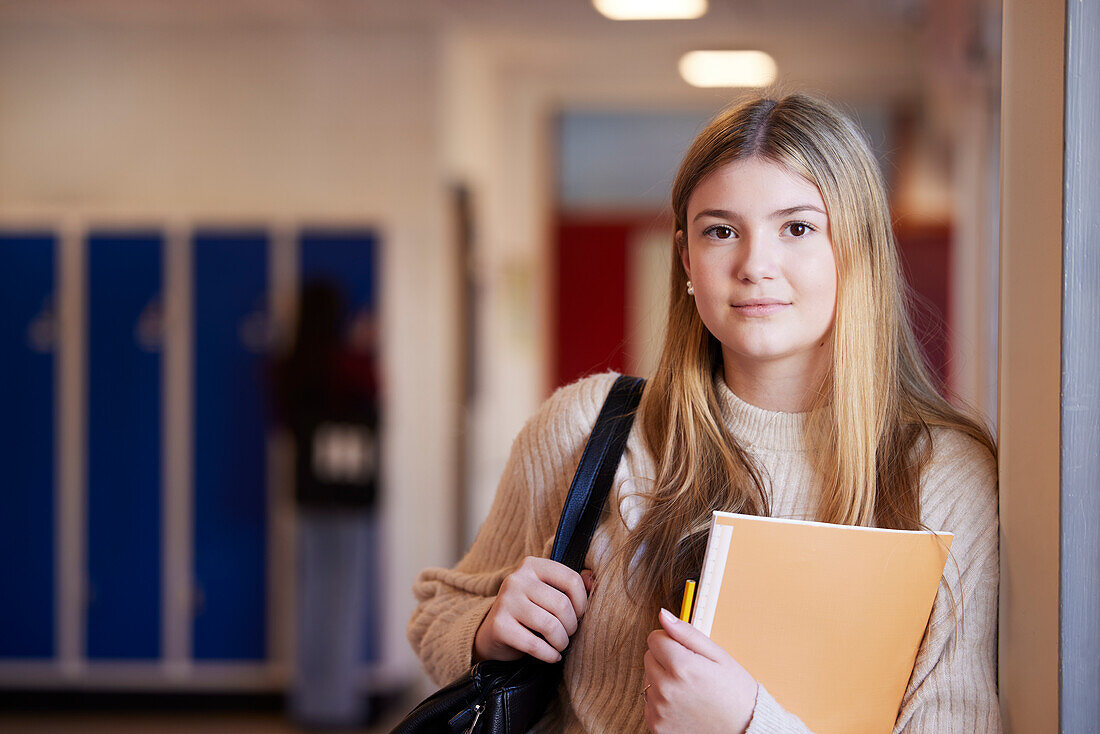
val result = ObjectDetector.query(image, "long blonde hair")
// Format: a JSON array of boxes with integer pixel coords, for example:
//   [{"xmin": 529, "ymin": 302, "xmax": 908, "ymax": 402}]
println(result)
[{"xmin": 621, "ymin": 93, "xmax": 996, "ymax": 614}]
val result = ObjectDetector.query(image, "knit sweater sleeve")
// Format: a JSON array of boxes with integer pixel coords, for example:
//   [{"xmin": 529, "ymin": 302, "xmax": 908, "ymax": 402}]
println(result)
[
  {"xmin": 746, "ymin": 429, "xmax": 1001, "ymax": 734},
  {"xmin": 891, "ymin": 429, "xmax": 1001, "ymax": 732},
  {"xmin": 406, "ymin": 373, "xmax": 616, "ymax": 685}
]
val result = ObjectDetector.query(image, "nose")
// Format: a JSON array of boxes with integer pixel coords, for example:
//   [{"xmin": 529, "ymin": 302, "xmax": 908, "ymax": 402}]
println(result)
[{"xmin": 734, "ymin": 233, "xmax": 777, "ymax": 283}]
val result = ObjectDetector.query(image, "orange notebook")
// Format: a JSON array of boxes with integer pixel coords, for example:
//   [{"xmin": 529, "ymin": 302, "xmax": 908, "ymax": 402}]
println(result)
[{"xmin": 690, "ymin": 512, "xmax": 952, "ymax": 734}]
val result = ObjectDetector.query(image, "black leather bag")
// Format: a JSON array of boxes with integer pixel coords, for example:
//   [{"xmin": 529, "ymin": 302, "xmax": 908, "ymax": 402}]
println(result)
[{"xmin": 391, "ymin": 375, "xmax": 646, "ymax": 734}]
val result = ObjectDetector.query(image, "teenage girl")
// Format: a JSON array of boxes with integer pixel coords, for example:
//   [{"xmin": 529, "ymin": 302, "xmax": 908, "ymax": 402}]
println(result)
[{"xmin": 408, "ymin": 93, "xmax": 999, "ymax": 733}]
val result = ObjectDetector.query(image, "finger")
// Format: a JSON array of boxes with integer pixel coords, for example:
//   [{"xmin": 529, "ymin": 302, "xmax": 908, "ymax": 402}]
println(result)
[
  {"xmin": 580, "ymin": 569, "xmax": 595, "ymax": 594},
  {"xmin": 643, "ymin": 695, "xmax": 658, "ymax": 734},
  {"xmin": 643, "ymin": 648, "xmax": 669, "ymax": 680},
  {"xmin": 645, "ymin": 628, "xmax": 688, "ymax": 673},
  {"xmin": 478, "ymin": 608, "xmax": 559, "ymax": 663},
  {"xmin": 513, "ymin": 597, "xmax": 571, "ymax": 652},
  {"xmin": 499, "ymin": 616, "xmax": 562, "ymax": 664},
  {"xmin": 642, "ymin": 650, "xmax": 672, "ymax": 724},
  {"xmin": 658, "ymin": 607, "xmax": 727, "ymax": 663},
  {"xmin": 525, "ymin": 558, "xmax": 589, "ymax": 618},
  {"xmin": 526, "ymin": 582, "xmax": 581, "ymax": 638}
]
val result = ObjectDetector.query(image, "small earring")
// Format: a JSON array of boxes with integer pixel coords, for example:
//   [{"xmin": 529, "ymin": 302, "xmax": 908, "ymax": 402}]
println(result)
[{"xmin": 686, "ymin": 280, "xmax": 694, "ymax": 296}]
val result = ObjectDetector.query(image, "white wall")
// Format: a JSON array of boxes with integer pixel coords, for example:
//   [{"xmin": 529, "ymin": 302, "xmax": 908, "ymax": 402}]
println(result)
[{"xmin": 441, "ymin": 30, "xmax": 560, "ymax": 547}]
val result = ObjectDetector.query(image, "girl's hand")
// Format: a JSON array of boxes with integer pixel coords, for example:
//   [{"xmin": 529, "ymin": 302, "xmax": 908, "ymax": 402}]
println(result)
[
  {"xmin": 473, "ymin": 556, "xmax": 594, "ymax": 664},
  {"xmin": 643, "ymin": 608, "xmax": 758, "ymax": 734}
]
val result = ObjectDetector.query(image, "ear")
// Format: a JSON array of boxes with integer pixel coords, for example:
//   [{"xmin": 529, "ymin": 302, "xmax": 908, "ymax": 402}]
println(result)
[{"xmin": 675, "ymin": 230, "xmax": 692, "ymax": 282}]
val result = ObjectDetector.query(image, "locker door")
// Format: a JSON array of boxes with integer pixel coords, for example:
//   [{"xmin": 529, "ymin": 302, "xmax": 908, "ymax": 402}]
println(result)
[
  {"xmin": 0, "ymin": 232, "xmax": 57, "ymax": 659},
  {"xmin": 192, "ymin": 229, "xmax": 268, "ymax": 661},
  {"xmin": 299, "ymin": 227, "xmax": 380, "ymax": 665},
  {"xmin": 86, "ymin": 231, "xmax": 163, "ymax": 660}
]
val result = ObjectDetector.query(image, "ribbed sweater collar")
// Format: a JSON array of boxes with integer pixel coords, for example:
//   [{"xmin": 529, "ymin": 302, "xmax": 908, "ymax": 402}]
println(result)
[{"xmin": 714, "ymin": 373, "xmax": 809, "ymax": 453}]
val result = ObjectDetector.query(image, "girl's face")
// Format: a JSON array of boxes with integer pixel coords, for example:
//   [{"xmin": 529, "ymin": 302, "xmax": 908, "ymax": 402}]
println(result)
[{"xmin": 679, "ymin": 157, "xmax": 837, "ymax": 383}]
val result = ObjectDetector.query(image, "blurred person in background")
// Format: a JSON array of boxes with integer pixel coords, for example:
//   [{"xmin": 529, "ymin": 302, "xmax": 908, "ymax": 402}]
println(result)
[{"xmin": 274, "ymin": 279, "xmax": 380, "ymax": 729}]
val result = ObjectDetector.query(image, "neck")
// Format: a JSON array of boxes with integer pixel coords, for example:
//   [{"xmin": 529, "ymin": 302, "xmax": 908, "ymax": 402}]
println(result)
[{"xmin": 721, "ymin": 350, "xmax": 829, "ymax": 413}]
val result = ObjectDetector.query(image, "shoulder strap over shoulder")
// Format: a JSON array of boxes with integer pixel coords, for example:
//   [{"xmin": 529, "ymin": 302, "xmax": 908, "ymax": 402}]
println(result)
[{"xmin": 550, "ymin": 374, "xmax": 645, "ymax": 571}]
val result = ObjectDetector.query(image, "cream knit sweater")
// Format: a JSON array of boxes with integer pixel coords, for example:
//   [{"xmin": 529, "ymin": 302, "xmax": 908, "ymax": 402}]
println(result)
[{"xmin": 408, "ymin": 373, "xmax": 1001, "ymax": 732}]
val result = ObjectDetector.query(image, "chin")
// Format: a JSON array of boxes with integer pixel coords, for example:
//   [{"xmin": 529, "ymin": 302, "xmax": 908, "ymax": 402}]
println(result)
[
  {"xmin": 727, "ymin": 347, "xmax": 790, "ymax": 364},
  {"xmin": 724, "ymin": 339, "xmax": 808, "ymax": 364}
]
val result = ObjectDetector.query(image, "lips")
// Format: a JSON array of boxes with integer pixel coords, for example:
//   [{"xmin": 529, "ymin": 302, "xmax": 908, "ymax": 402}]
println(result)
[{"xmin": 731, "ymin": 298, "xmax": 790, "ymax": 316}]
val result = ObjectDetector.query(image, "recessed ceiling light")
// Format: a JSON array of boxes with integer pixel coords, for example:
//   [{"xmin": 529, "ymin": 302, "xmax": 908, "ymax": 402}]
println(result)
[
  {"xmin": 593, "ymin": 0, "xmax": 708, "ymax": 21},
  {"xmin": 678, "ymin": 50, "xmax": 778, "ymax": 88}
]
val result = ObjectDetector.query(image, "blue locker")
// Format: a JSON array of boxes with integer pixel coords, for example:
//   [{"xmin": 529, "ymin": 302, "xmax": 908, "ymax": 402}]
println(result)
[
  {"xmin": 0, "ymin": 232, "xmax": 56, "ymax": 659},
  {"xmin": 192, "ymin": 229, "xmax": 268, "ymax": 661},
  {"xmin": 86, "ymin": 231, "xmax": 163, "ymax": 660},
  {"xmin": 299, "ymin": 228, "xmax": 380, "ymax": 665}
]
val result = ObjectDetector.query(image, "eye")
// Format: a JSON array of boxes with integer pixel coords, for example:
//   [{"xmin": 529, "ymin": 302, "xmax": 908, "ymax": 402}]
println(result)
[
  {"xmin": 785, "ymin": 221, "xmax": 815, "ymax": 237},
  {"xmin": 703, "ymin": 224, "xmax": 736, "ymax": 240}
]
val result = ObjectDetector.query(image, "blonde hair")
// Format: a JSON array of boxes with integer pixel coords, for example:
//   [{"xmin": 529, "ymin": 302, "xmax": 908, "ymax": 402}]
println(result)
[{"xmin": 621, "ymin": 93, "xmax": 996, "ymax": 615}]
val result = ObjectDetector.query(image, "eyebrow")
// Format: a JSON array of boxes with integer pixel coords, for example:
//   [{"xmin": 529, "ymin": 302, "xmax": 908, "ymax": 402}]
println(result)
[
  {"xmin": 692, "ymin": 205, "xmax": 827, "ymax": 222},
  {"xmin": 771, "ymin": 205, "xmax": 827, "ymax": 218}
]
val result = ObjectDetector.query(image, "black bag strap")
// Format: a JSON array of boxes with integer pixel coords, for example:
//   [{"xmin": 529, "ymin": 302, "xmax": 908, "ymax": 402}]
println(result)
[{"xmin": 550, "ymin": 374, "xmax": 645, "ymax": 571}]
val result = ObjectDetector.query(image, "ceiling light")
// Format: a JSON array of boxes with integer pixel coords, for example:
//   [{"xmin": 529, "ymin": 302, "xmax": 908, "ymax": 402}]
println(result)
[
  {"xmin": 678, "ymin": 50, "xmax": 778, "ymax": 88},
  {"xmin": 593, "ymin": 0, "xmax": 708, "ymax": 21}
]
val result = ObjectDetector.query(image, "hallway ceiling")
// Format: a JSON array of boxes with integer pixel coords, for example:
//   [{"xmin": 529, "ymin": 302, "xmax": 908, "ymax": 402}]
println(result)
[
  {"xmin": 0, "ymin": 0, "xmax": 936, "ymax": 104},
  {"xmin": 0, "ymin": 0, "xmax": 925, "ymax": 29}
]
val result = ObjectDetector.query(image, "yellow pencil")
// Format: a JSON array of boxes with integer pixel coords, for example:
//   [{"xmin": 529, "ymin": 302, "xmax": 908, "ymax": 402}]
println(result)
[{"xmin": 679, "ymin": 579, "xmax": 696, "ymax": 623}]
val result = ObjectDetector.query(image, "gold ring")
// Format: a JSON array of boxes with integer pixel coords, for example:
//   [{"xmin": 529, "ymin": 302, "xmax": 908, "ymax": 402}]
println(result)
[{"xmin": 642, "ymin": 683, "xmax": 651, "ymax": 703}]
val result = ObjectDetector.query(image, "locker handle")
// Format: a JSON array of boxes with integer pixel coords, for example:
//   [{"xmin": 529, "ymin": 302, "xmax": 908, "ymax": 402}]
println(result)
[
  {"xmin": 135, "ymin": 298, "xmax": 164, "ymax": 352},
  {"xmin": 192, "ymin": 584, "xmax": 206, "ymax": 616},
  {"xmin": 239, "ymin": 308, "xmax": 273, "ymax": 354},
  {"xmin": 26, "ymin": 295, "xmax": 57, "ymax": 353}
]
